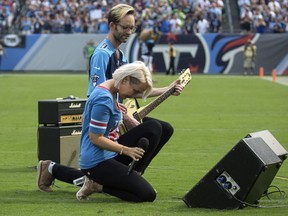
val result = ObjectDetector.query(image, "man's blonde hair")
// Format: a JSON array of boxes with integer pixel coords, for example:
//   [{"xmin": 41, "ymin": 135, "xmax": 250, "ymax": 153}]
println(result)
[
  {"xmin": 113, "ymin": 61, "xmax": 153, "ymax": 99},
  {"xmin": 107, "ymin": 4, "xmax": 135, "ymax": 24}
]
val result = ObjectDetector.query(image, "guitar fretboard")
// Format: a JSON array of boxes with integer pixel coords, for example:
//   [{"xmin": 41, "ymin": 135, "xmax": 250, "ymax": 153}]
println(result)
[{"xmin": 134, "ymin": 86, "xmax": 175, "ymax": 121}]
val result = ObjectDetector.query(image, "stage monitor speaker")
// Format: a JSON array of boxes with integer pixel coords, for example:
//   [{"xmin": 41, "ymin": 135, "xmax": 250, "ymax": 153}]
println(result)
[
  {"xmin": 246, "ymin": 130, "xmax": 288, "ymax": 161},
  {"xmin": 182, "ymin": 137, "xmax": 283, "ymax": 209},
  {"xmin": 38, "ymin": 125, "xmax": 82, "ymax": 168}
]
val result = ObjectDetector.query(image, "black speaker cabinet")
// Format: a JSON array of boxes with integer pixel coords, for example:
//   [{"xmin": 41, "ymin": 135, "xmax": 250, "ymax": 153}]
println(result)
[
  {"xmin": 246, "ymin": 130, "xmax": 288, "ymax": 161},
  {"xmin": 182, "ymin": 137, "xmax": 283, "ymax": 209},
  {"xmin": 38, "ymin": 125, "xmax": 82, "ymax": 168}
]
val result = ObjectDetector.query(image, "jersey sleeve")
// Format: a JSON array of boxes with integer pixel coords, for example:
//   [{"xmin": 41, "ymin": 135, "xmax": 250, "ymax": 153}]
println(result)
[
  {"xmin": 87, "ymin": 49, "xmax": 110, "ymax": 96},
  {"xmin": 89, "ymin": 96, "xmax": 112, "ymax": 135}
]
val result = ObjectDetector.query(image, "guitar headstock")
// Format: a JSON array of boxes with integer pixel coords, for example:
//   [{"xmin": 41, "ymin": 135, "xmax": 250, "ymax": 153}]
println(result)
[{"xmin": 178, "ymin": 68, "xmax": 192, "ymax": 88}]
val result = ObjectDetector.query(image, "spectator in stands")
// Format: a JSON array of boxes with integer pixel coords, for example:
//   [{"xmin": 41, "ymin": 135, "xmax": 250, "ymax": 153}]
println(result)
[
  {"xmin": 50, "ymin": 13, "xmax": 64, "ymax": 33},
  {"xmin": 169, "ymin": 14, "xmax": 182, "ymax": 33},
  {"xmin": 86, "ymin": 19, "xmax": 98, "ymax": 33},
  {"xmin": 285, "ymin": 15, "xmax": 288, "ymax": 32},
  {"xmin": 267, "ymin": 0, "xmax": 281, "ymax": 12},
  {"xmin": 252, "ymin": 7, "xmax": 263, "ymax": 30},
  {"xmin": 195, "ymin": 13, "xmax": 210, "ymax": 34},
  {"xmin": 240, "ymin": 5, "xmax": 253, "ymax": 34},
  {"xmin": 272, "ymin": 17, "xmax": 286, "ymax": 33},
  {"xmin": 238, "ymin": 0, "xmax": 251, "ymax": 15},
  {"xmin": 158, "ymin": 15, "xmax": 170, "ymax": 33},
  {"xmin": 174, "ymin": 22, "xmax": 183, "ymax": 34},
  {"xmin": 183, "ymin": 15, "xmax": 197, "ymax": 34},
  {"xmin": 73, "ymin": 15, "xmax": 83, "ymax": 33},
  {"xmin": 63, "ymin": 14, "xmax": 73, "ymax": 34},
  {"xmin": 98, "ymin": 17, "xmax": 109, "ymax": 33},
  {"xmin": 255, "ymin": 17, "xmax": 267, "ymax": 33},
  {"xmin": 181, "ymin": 0, "xmax": 193, "ymax": 15},
  {"xmin": 266, "ymin": 14, "xmax": 277, "ymax": 32},
  {"xmin": 159, "ymin": 1, "xmax": 173, "ymax": 17},
  {"xmin": 209, "ymin": 13, "xmax": 222, "ymax": 33},
  {"xmin": 21, "ymin": 15, "xmax": 32, "ymax": 35},
  {"xmin": 173, "ymin": 5, "xmax": 187, "ymax": 27},
  {"xmin": 8, "ymin": 0, "xmax": 288, "ymax": 35},
  {"xmin": 215, "ymin": 0, "xmax": 225, "ymax": 18},
  {"xmin": 197, "ymin": 0, "xmax": 211, "ymax": 12},
  {"xmin": 141, "ymin": 13, "xmax": 155, "ymax": 30},
  {"xmin": 32, "ymin": 17, "xmax": 43, "ymax": 34},
  {"xmin": 0, "ymin": 4, "xmax": 8, "ymax": 33},
  {"xmin": 42, "ymin": 14, "xmax": 52, "ymax": 34},
  {"xmin": 207, "ymin": 2, "xmax": 222, "ymax": 21}
]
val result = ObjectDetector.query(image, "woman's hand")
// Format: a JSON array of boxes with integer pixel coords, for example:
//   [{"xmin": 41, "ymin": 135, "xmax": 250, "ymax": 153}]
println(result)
[
  {"xmin": 118, "ymin": 103, "xmax": 127, "ymax": 114},
  {"xmin": 172, "ymin": 80, "xmax": 184, "ymax": 96},
  {"xmin": 122, "ymin": 113, "xmax": 140, "ymax": 131},
  {"xmin": 122, "ymin": 146, "xmax": 145, "ymax": 161}
]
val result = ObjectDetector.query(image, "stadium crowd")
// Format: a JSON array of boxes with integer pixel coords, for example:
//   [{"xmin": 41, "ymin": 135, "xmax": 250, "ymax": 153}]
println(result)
[
  {"xmin": 238, "ymin": 0, "xmax": 288, "ymax": 33},
  {"xmin": 0, "ymin": 0, "xmax": 287, "ymax": 35}
]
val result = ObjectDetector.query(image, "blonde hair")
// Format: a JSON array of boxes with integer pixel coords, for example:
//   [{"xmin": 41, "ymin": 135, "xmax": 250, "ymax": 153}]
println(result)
[
  {"xmin": 113, "ymin": 61, "xmax": 153, "ymax": 99},
  {"xmin": 107, "ymin": 4, "xmax": 135, "ymax": 24}
]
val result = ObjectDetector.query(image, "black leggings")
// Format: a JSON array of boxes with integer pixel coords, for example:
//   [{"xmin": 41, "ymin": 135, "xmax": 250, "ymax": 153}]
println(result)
[
  {"xmin": 82, "ymin": 158, "xmax": 156, "ymax": 202},
  {"xmin": 52, "ymin": 117, "xmax": 173, "ymax": 202}
]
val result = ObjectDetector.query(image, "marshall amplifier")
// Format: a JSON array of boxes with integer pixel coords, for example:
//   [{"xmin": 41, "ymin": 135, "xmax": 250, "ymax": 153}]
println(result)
[
  {"xmin": 38, "ymin": 125, "xmax": 82, "ymax": 168},
  {"xmin": 38, "ymin": 98, "xmax": 86, "ymax": 125}
]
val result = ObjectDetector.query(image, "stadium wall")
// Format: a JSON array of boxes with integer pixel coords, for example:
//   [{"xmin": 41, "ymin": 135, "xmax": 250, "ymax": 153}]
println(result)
[{"xmin": 1, "ymin": 33, "xmax": 287, "ymax": 75}]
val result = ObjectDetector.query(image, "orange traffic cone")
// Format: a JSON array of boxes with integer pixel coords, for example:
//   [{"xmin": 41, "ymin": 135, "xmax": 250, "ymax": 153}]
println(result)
[
  {"xmin": 272, "ymin": 69, "xmax": 276, "ymax": 82},
  {"xmin": 259, "ymin": 67, "xmax": 264, "ymax": 78}
]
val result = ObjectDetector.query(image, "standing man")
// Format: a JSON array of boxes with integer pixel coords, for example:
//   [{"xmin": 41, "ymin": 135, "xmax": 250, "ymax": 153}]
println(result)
[
  {"xmin": 243, "ymin": 39, "xmax": 257, "ymax": 75},
  {"xmin": 87, "ymin": 4, "xmax": 133, "ymax": 96},
  {"xmin": 196, "ymin": 13, "xmax": 210, "ymax": 34},
  {"xmin": 0, "ymin": 40, "xmax": 5, "ymax": 70},
  {"xmin": 36, "ymin": 4, "xmax": 183, "ymax": 199},
  {"xmin": 138, "ymin": 28, "xmax": 161, "ymax": 75},
  {"xmin": 166, "ymin": 41, "xmax": 176, "ymax": 75},
  {"xmin": 83, "ymin": 39, "xmax": 97, "ymax": 74}
]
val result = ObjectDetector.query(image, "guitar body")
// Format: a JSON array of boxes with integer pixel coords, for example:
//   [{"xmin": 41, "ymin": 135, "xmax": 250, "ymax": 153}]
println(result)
[
  {"xmin": 125, "ymin": 98, "xmax": 148, "ymax": 122},
  {"xmin": 118, "ymin": 98, "xmax": 142, "ymax": 135},
  {"xmin": 125, "ymin": 99, "xmax": 140, "ymax": 117}
]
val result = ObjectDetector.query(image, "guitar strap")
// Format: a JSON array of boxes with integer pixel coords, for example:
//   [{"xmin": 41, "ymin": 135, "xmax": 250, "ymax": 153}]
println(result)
[{"xmin": 133, "ymin": 98, "xmax": 140, "ymax": 109}]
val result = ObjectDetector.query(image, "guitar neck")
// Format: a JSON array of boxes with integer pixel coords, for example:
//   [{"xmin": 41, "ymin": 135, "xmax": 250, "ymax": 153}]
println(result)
[
  {"xmin": 135, "ymin": 85, "xmax": 175, "ymax": 121},
  {"xmin": 131, "ymin": 68, "xmax": 191, "ymax": 122}
]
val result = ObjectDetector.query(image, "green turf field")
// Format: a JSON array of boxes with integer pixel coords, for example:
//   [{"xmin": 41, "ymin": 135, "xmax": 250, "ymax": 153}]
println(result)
[{"xmin": 0, "ymin": 73, "xmax": 288, "ymax": 215}]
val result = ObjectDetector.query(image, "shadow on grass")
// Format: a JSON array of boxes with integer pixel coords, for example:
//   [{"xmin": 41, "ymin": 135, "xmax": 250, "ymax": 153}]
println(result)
[
  {"xmin": 0, "ymin": 189, "xmax": 121, "ymax": 204},
  {"xmin": 0, "ymin": 165, "xmax": 37, "ymax": 173}
]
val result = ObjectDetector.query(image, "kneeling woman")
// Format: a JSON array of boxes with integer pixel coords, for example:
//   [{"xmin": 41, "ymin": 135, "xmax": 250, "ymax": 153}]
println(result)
[{"xmin": 78, "ymin": 61, "xmax": 156, "ymax": 202}]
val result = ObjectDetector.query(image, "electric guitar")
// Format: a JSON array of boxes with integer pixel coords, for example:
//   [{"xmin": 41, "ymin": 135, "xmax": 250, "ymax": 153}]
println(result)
[{"xmin": 119, "ymin": 68, "xmax": 192, "ymax": 134}]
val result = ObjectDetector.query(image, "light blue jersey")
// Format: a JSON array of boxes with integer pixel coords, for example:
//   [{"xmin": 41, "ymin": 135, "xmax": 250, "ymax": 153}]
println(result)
[
  {"xmin": 79, "ymin": 86, "xmax": 122, "ymax": 169},
  {"xmin": 87, "ymin": 38, "xmax": 128, "ymax": 97}
]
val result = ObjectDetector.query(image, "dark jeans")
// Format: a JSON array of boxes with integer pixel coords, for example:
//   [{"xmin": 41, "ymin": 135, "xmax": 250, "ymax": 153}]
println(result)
[{"xmin": 166, "ymin": 57, "xmax": 175, "ymax": 75}]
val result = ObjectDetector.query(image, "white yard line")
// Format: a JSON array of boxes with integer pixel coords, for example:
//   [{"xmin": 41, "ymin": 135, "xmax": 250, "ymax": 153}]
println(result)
[{"xmin": 263, "ymin": 76, "xmax": 288, "ymax": 87}]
